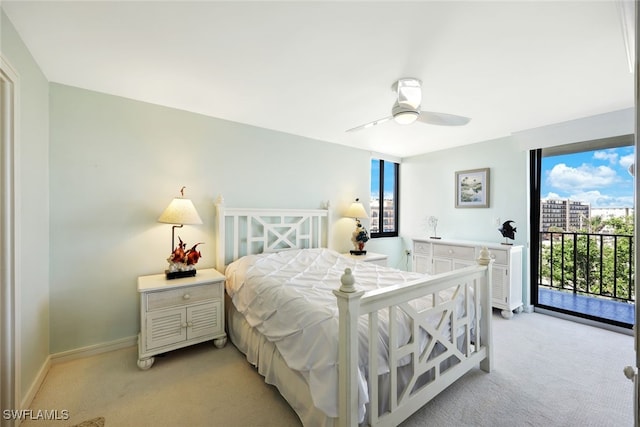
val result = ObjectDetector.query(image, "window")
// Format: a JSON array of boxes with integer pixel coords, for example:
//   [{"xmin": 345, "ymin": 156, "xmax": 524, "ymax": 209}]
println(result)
[{"xmin": 370, "ymin": 158, "xmax": 399, "ymax": 237}]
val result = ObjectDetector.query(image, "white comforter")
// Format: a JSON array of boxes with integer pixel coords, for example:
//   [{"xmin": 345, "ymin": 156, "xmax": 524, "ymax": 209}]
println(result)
[{"xmin": 225, "ymin": 248, "xmax": 467, "ymax": 421}]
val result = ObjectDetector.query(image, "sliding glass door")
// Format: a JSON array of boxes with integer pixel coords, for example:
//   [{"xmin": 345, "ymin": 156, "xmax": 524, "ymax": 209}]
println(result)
[{"xmin": 530, "ymin": 137, "xmax": 635, "ymax": 329}]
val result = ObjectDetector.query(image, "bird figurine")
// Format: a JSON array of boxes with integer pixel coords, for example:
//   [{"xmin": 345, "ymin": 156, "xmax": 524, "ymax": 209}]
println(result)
[{"xmin": 498, "ymin": 220, "xmax": 516, "ymax": 245}]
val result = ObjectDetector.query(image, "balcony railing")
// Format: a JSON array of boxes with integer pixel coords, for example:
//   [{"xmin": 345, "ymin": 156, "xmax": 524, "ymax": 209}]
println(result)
[{"xmin": 538, "ymin": 231, "xmax": 634, "ymax": 303}]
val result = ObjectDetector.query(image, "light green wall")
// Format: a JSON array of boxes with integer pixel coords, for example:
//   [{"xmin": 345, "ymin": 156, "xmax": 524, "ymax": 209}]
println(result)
[
  {"xmin": 48, "ymin": 84, "xmax": 372, "ymax": 353},
  {"xmin": 1, "ymin": 10, "xmax": 51, "ymax": 400},
  {"xmin": 400, "ymin": 137, "xmax": 530, "ymax": 304},
  {"xmin": 401, "ymin": 137, "xmax": 528, "ymax": 243}
]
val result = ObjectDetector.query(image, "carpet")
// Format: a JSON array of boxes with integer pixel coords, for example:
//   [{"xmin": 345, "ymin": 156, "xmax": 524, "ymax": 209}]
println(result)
[
  {"xmin": 69, "ymin": 417, "xmax": 104, "ymax": 427},
  {"xmin": 22, "ymin": 312, "xmax": 634, "ymax": 427}
]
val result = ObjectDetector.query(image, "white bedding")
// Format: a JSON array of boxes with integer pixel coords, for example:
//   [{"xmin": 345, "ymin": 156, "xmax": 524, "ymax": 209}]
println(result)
[{"xmin": 225, "ymin": 248, "xmax": 472, "ymax": 422}]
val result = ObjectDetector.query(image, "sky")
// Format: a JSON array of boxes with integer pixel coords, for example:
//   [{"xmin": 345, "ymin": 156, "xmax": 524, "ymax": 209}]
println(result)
[
  {"xmin": 370, "ymin": 159, "xmax": 395, "ymax": 198},
  {"xmin": 541, "ymin": 146, "xmax": 635, "ymax": 209}
]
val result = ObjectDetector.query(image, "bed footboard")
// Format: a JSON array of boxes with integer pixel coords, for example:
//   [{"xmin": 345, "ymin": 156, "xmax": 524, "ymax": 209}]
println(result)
[{"xmin": 333, "ymin": 248, "xmax": 493, "ymax": 427}]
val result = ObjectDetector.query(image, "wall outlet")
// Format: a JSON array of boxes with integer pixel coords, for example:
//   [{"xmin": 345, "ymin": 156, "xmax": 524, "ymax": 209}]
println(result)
[{"xmin": 493, "ymin": 217, "xmax": 501, "ymax": 226}]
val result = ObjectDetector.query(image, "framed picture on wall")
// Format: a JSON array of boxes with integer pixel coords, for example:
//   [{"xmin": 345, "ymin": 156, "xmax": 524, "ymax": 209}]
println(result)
[{"xmin": 455, "ymin": 168, "xmax": 490, "ymax": 208}]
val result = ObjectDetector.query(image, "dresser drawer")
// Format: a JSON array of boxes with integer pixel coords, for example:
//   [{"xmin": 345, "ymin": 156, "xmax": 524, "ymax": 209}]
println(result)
[
  {"xmin": 433, "ymin": 244, "xmax": 475, "ymax": 260},
  {"xmin": 489, "ymin": 249, "xmax": 508, "ymax": 265},
  {"xmin": 146, "ymin": 282, "xmax": 221, "ymax": 311},
  {"xmin": 413, "ymin": 241, "xmax": 431, "ymax": 255}
]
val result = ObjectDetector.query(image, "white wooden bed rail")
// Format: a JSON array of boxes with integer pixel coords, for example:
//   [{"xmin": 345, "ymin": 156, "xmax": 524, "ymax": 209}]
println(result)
[{"xmin": 334, "ymin": 251, "xmax": 493, "ymax": 427}]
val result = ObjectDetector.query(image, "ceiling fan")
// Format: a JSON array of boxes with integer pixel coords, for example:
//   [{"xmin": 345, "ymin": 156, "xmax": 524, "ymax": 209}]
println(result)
[{"xmin": 346, "ymin": 77, "xmax": 471, "ymax": 132}]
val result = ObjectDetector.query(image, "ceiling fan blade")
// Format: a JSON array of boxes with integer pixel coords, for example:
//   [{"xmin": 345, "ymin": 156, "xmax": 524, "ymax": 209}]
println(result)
[
  {"xmin": 346, "ymin": 116, "xmax": 392, "ymax": 132},
  {"xmin": 418, "ymin": 111, "xmax": 471, "ymax": 126}
]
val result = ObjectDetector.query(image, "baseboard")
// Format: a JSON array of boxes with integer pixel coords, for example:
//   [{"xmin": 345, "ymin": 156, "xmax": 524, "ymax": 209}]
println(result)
[
  {"xmin": 20, "ymin": 336, "xmax": 138, "ymax": 416},
  {"xmin": 50, "ymin": 335, "xmax": 137, "ymax": 364},
  {"xmin": 20, "ymin": 354, "xmax": 51, "ymax": 415}
]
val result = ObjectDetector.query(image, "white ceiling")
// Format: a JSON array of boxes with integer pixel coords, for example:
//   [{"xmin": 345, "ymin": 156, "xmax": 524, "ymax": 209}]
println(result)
[{"xmin": 2, "ymin": 1, "xmax": 635, "ymax": 158}]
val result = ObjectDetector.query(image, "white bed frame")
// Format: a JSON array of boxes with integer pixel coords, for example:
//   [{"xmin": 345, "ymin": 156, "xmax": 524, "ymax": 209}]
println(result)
[{"xmin": 215, "ymin": 198, "xmax": 493, "ymax": 427}]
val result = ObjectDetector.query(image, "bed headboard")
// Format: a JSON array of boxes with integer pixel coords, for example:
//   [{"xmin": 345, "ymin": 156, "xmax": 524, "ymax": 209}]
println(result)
[{"xmin": 214, "ymin": 196, "xmax": 330, "ymax": 271}]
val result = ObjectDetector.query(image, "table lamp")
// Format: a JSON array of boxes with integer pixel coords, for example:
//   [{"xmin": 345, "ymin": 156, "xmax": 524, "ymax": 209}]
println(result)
[
  {"xmin": 345, "ymin": 198, "xmax": 369, "ymax": 255},
  {"xmin": 158, "ymin": 187, "xmax": 203, "ymax": 278}
]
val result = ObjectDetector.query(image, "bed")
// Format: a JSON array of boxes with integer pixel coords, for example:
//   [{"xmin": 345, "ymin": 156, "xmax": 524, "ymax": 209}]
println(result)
[{"xmin": 214, "ymin": 198, "xmax": 493, "ymax": 427}]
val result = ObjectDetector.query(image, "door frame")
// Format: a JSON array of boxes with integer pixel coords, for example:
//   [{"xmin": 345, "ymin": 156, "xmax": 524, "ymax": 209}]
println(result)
[{"xmin": 1, "ymin": 55, "xmax": 20, "ymax": 427}]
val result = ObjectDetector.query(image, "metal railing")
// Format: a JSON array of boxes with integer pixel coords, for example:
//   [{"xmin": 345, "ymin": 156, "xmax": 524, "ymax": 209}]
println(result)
[{"xmin": 538, "ymin": 231, "xmax": 634, "ymax": 302}]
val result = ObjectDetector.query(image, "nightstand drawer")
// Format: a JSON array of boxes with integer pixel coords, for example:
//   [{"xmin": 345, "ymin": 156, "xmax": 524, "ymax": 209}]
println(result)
[
  {"xmin": 433, "ymin": 244, "xmax": 475, "ymax": 260},
  {"xmin": 146, "ymin": 282, "xmax": 221, "ymax": 311}
]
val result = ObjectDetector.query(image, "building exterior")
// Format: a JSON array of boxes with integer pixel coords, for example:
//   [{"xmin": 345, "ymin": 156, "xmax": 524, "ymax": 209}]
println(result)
[
  {"xmin": 369, "ymin": 198, "xmax": 396, "ymax": 233},
  {"xmin": 540, "ymin": 198, "xmax": 591, "ymax": 232},
  {"xmin": 591, "ymin": 207, "xmax": 634, "ymax": 219}
]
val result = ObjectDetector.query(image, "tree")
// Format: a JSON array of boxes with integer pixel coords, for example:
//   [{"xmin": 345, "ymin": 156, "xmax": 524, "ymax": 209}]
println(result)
[{"xmin": 539, "ymin": 215, "xmax": 634, "ymax": 301}]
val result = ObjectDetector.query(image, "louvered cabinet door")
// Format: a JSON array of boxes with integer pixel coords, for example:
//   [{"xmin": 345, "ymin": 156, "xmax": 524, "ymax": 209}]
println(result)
[
  {"xmin": 186, "ymin": 301, "xmax": 222, "ymax": 341},
  {"xmin": 146, "ymin": 308, "xmax": 187, "ymax": 350},
  {"xmin": 491, "ymin": 264, "xmax": 509, "ymax": 308}
]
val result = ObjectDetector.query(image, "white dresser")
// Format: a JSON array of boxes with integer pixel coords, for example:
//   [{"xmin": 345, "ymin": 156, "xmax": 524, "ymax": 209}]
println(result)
[
  {"xmin": 412, "ymin": 238, "xmax": 523, "ymax": 318},
  {"xmin": 137, "ymin": 268, "xmax": 227, "ymax": 369}
]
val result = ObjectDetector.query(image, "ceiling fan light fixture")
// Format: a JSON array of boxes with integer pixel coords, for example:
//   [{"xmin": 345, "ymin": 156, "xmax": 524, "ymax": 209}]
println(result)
[{"xmin": 393, "ymin": 110, "xmax": 419, "ymax": 125}]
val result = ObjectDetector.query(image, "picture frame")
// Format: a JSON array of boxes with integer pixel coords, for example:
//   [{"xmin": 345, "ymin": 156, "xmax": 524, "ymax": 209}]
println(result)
[{"xmin": 455, "ymin": 168, "xmax": 490, "ymax": 208}]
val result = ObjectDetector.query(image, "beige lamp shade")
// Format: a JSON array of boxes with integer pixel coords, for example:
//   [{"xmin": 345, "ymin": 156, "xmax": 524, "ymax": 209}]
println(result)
[
  {"xmin": 158, "ymin": 198, "xmax": 203, "ymax": 225},
  {"xmin": 345, "ymin": 200, "xmax": 368, "ymax": 219}
]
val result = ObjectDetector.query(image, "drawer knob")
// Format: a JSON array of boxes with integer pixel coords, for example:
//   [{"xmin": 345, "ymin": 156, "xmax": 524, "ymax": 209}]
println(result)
[
  {"xmin": 448, "ymin": 249, "xmax": 453, "ymax": 254},
  {"xmin": 187, "ymin": 321, "xmax": 193, "ymax": 327},
  {"xmin": 181, "ymin": 322, "xmax": 188, "ymax": 328},
  {"xmin": 183, "ymin": 294, "xmax": 191, "ymax": 300}
]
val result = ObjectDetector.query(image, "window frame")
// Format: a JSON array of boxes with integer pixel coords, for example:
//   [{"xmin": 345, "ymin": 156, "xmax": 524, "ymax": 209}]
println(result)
[{"xmin": 370, "ymin": 158, "xmax": 399, "ymax": 238}]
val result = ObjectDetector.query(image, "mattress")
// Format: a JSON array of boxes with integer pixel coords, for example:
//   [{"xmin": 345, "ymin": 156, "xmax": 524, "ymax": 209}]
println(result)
[{"xmin": 225, "ymin": 248, "xmax": 473, "ymax": 423}]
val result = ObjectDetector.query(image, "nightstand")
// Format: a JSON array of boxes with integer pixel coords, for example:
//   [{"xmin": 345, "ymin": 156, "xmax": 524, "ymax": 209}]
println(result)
[
  {"xmin": 342, "ymin": 252, "xmax": 388, "ymax": 267},
  {"xmin": 137, "ymin": 268, "xmax": 227, "ymax": 370}
]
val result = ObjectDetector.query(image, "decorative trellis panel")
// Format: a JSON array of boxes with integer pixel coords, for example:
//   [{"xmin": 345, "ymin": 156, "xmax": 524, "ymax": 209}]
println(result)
[{"xmin": 215, "ymin": 197, "xmax": 330, "ymax": 270}]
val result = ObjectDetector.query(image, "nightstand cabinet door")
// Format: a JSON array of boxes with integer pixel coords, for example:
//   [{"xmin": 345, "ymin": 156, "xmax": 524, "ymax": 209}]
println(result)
[
  {"xmin": 146, "ymin": 308, "xmax": 187, "ymax": 350},
  {"xmin": 188, "ymin": 301, "xmax": 222, "ymax": 340}
]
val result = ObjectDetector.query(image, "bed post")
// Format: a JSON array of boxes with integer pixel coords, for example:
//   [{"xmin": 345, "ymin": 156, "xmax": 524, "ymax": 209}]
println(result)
[
  {"xmin": 476, "ymin": 247, "xmax": 493, "ymax": 373},
  {"xmin": 333, "ymin": 268, "xmax": 364, "ymax": 427},
  {"xmin": 324, "ymin": 200, "xmax": 331, "ymax": 250},
  {"xmin": 214, "ymin": 195, "xmax": 225, "ymax": 273}
]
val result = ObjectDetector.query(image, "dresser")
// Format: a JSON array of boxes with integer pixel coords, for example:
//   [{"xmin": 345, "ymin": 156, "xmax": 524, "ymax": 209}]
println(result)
[
  {"xmin": 137, "ymin": 268, "xmax": 227, "ymax": 369},
  {"xmin": 412, "ymin": 238, "xmax": 523, "ymax": 319}
]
